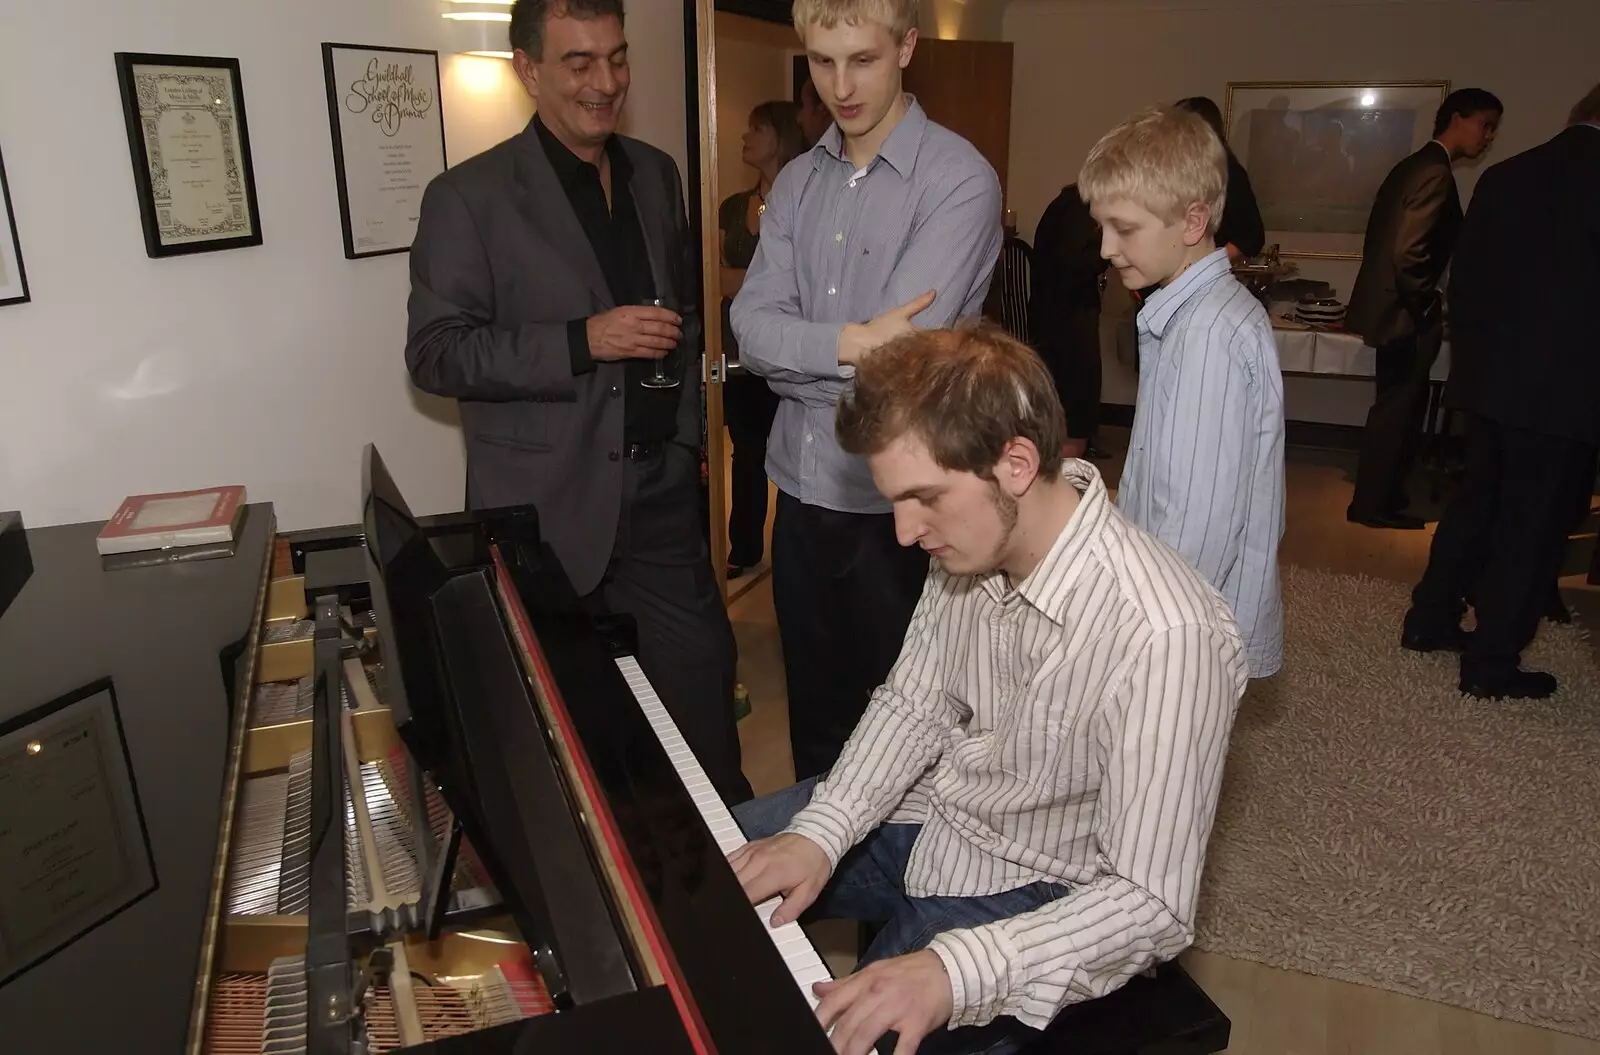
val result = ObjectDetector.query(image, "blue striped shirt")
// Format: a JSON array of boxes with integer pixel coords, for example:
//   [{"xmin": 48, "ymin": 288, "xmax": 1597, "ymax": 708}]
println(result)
[
  {"xmin": 729, "ymin": 97, "xmax": 1003, "ymax": 514},
  {"xmin": 1117, "ymin": 248, "xmax": 1286, "ymax": 677}
]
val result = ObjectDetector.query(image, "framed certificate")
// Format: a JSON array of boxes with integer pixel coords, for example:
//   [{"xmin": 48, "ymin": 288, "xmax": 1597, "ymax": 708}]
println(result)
[
  {"xmin": 321, "ymin": 43, "xmax": 447, "ymax": 259},
  {"xmin": 114, "ymin": 53, "xmax": 263, "ymax": 258},
  {"xmin": 0, "ymin": 143, "xmax": 28, "ymax": 306},
  {"xmin": 0, "ymin": 679, "xmax": 158, "ymax": 987}
]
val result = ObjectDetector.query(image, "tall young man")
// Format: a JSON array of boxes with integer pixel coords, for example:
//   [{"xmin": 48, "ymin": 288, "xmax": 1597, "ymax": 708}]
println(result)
[
  {"xmin": 1345, "ymin": 87, "xmax": 1503, "ymax": 530},
  {"xmin": 731, "ymin": 0, "xmax": 1003, "ymax": 781},
  {"xmin": 731, "ymin": 325, "xmax": 1247, "ymax": 1055}
]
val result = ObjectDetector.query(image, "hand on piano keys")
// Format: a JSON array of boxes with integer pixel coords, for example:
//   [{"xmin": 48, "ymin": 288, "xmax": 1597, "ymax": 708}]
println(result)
[
  {"xmin": 811, "ymin": 949, "xmax": 955, "ymax": 1055},
  {"xmin": 727, "ymin": 833, "xmax": 832, "ymax": 927}
]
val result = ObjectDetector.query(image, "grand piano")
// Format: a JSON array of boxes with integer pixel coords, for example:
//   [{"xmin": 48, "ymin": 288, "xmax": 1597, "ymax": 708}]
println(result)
[{"xmin": 0, "ymin": 447, "xmax": 1229, "ymax": 1055}]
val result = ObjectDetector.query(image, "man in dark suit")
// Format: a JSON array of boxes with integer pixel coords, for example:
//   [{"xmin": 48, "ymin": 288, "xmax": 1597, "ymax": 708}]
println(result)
[
  {"xmin": 405, "ymin": 0, "xmax": 751, "ymax": 802},
  {"xmin": 1401, "ymin": 83, "xmax": 1600, "ymax": 700},
  {"xmin": 1345, "ymin": 88, "xmax": 1502, "ymax": 529},
  {"xmin": 1029, "ymin": 184, "xmax": 1109, "ymax": 458}
]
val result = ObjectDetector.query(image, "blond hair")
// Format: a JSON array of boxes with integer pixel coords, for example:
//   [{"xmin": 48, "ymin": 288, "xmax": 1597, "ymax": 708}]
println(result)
[
  {"xmin": 792, "ymin": 0, "xmax": 918, "ymax": 42},
  {"xmin": 1078, "ymin": 106, "xmax": 1228, "ymax": 235}
]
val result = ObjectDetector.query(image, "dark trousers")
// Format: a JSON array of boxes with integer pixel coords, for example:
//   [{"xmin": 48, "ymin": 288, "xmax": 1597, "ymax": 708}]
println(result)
[
  {"xmin": 1407, "ymin": 414, "xmax": 1596, "ymax": 678},
  {"xmin": 722, "ymin": 371, "xmax": 780, "ymax": 567},
  {"xmin": 1350, "ymin": 325, "xmax": 1444, "ymax": 515},
  {"xmin": 733, "ymin": 778, "xmax": 1060, "ymax": 1055},
  {"xmin": 772, "ymin": 493, "xmax": 929, "ymax": 781},
  {"xmin": 1038, "ymin": 307, "xmax": 1102, "ymax": 442},
  {"xmin": 1356, "ymin": 328, "xmax": 1446, "ymax": 512},
  {"xmin": 585, "ymin": 442, "xmax": 752, "ymax": 805}
]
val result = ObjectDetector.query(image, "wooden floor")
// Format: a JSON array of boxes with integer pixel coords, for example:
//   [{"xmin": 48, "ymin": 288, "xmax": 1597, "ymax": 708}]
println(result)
[{"xmin": 724, "ymin": 429, "xmax": 1600, "ymax": 1055}]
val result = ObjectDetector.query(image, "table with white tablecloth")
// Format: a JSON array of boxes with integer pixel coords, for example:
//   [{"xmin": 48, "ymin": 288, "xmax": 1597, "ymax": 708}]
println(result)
[{"xmin": 1270, "ymin": 320, "xmax": 1451, "ymax": 382}]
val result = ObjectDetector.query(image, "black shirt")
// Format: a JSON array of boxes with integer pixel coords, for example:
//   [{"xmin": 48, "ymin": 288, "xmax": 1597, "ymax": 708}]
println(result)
[
  {"xmin": 1217, "ymin": 149, "xmax": 1266, "ymax": 259},
  {"xmin": 534, "ymin": 115, "xmax": 677, "ymax": 444}
]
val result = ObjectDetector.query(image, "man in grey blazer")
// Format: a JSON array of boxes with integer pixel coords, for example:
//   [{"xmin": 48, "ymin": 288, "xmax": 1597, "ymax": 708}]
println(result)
[
  {"xmin": 405, "ymin": 0, "xmax": 751, "ymax": 803},
  {"xmin": 1344, "ymin": 87, "xmax": 1502, "ymax": 530}
]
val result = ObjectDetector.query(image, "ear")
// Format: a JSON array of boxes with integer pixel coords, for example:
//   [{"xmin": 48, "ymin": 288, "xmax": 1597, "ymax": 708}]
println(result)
[
  {"xmin": 995, "ymin": 437, "xmax": 1042, "ymax": 498},
  {"xmin": 898, "ymin": 27, "xmax": 918, "ymax": 69},
  {"xmin": 511, "ymin": 49, "xmax": 540, "ymax": 100},
  {"xmin": 1180, "ymin": 200, "xmax": 1212, "ymax": 248}
]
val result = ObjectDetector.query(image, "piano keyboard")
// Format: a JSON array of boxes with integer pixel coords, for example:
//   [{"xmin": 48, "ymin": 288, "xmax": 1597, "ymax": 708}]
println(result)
[{"xmin": 614, "ymin": 656, "xmax": 833, "ymax": 1011}]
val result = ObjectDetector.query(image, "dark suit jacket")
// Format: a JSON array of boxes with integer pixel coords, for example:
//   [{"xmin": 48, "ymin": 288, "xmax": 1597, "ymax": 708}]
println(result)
[
  {"xmin": 405, "ymin": 119, "xmax": 702, "ymax": 595},
  {"xmin": 1445, "ymin": 125, "xmax": 1600, "ymax": 444},
  {"xmin": 1346, "ymin": 141, "xmax": 1462, "ymax": 346}
]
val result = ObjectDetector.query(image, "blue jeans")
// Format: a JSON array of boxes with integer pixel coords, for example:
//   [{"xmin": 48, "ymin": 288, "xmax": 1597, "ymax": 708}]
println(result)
[{"xmin": 733, "ymin": 779, "xmax": 1069, "ymax": 1055}]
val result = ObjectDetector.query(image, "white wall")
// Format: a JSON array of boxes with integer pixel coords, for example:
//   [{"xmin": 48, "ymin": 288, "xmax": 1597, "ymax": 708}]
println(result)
[
  {"xmin": 0, "ymin": 0, "xmax": 689, "ymax": 530},
  {"xmin": 1004, "ymin": 0, "xmax": 1600, "ymax": 419}
]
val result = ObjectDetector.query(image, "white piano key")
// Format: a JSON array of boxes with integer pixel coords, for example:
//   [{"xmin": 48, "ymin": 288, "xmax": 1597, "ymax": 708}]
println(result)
[{"xmin": 615, "ymin": 656, "xmax": 833, "ymax": 1010}]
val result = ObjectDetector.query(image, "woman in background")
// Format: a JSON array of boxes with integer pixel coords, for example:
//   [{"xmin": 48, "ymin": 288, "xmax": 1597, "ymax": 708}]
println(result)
[{"xmin": 719, "ymin": 101, "xmax": 806, "ymax": 579}]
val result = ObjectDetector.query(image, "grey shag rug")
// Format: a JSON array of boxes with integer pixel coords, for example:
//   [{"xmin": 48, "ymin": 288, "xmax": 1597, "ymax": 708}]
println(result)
[{"xmin": 1194, "ymin": 564, "xmax": 1600, "ymax": 1039}]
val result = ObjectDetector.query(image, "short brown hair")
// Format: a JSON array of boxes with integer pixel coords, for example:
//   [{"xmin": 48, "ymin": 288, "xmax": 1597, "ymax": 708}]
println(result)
[
  {"xmin": 1570, "ymin": 82, "xmax": 1600, "ymax": 125},
  {"xmin": 792, "ymin": 0, "xmax": 918, "ymax": 42},
  {"xmin": 837, "ymin": 323, "xmax": 1067, "ymax": 480},
  {"xmin": 1079, "ymin": 105, "xmax": 1228, "ymax": 236}
]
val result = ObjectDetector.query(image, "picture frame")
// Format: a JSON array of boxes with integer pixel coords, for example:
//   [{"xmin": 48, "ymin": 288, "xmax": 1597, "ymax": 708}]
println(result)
[
  {"xmin": 113, "ymin": 52, "xmax": 263, "ymax": 258},
  {"xmin": 0, "ymin": 678, "xmax": 158, "ymax": 988},
  {"xmin": 0, "ymin": 143, "xmax": 29, "ymax": 306},
  {"xmin": 1225, "ymin": 80, "xmax": 1450, "ymax": 259},
  {"xmin": 321, "ymin": 42, "xmax": 448, "ymax": 259}
]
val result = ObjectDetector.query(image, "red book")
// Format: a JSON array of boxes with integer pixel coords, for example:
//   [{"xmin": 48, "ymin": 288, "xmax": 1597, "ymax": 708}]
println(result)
[{"xmin": 95, "ymin": 485, "xmax": 246, "ymax": 555}]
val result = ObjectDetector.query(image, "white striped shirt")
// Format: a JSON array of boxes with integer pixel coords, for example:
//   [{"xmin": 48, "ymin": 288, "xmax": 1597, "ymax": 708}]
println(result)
[
  {"xmin": 1118, "ymin": 248, "xmax": 1286, "ymax": 678},
  {"xmin": 784, "ymin": 461, "xmax": 1247, "ymax": 1030}
]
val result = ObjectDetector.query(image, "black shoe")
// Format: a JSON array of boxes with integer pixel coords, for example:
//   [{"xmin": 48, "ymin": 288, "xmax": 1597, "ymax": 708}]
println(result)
[
  {"xmin": 1460, "ymin": 668, "xmax": 1558, "ymax": 700},
  {"xmin": 1347, "ymin": 505, "xmax": 1425, "ymax": 530},
  {"xmin": 1401, "ymin": 625, "xmax": 1474, "ymax": 653},
  {"xmin": 1546, "ymin": 593, "xmax": 1573, "ymax": 624},
  {"xmin": 1084, "ymin": 443, "xmax": 1111, "ymax": 460},
  {"xmin": 726, "ymin": 563, "xmax": 747, "ymax": 581}
]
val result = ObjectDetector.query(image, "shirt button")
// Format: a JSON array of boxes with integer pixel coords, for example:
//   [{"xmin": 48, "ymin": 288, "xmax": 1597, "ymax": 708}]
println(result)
[
  {"xmin": 835, "ymin": 232, "xmax": 843, "ymax": 242},
  {"xmin": 608, "ymin": 385, "xmax": 620, "ymax": 398},
  {"xmin": 848, "ymin": 179, "xmax": 857, "ymax": 188},
  {"xmin": 828, "ymin": 287, "xmax": 837, "ymax": 296},
  {"xmin": 608, "ymin": 450, "xmax": 620, "ymax": 461}
]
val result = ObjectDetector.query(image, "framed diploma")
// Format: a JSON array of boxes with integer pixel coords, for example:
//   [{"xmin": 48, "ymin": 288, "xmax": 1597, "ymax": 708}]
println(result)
[
  {"xmin": 321, "ymin": 43, "xmax": 448, "ymax": 259},
  {"xmin": 0, "ymin": 143, "xmax": 28, "ymax": 306},
  {"xmin": 0, "ymin": 679, "xmax": 158, "ymax": 987},
  {"xmin": 114, "ymin": 53, "xmax": 263, "ymax": 258}
]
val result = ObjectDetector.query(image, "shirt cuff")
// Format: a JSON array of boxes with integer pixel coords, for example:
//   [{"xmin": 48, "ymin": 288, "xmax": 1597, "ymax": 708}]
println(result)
[
  {"xmin": 568, "ymin": 318, "xmax": 597, "ymax": 375},
  {"xmin": 797, "ymin": 321, "xmax": 850, "ymax": 380},
  {"xmin": 926, "ymin": 925, "xmax": 1016, "ymax": 1029},
  {"xmin": 780, "ymin": 798, "xmax": 862, "ymax": 871}
]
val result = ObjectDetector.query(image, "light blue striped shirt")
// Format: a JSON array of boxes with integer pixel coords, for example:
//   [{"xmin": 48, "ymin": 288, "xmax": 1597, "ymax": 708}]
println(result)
[
  {"xmin": 1117, "ymin": 248, "xmax": 1286, "ymax": 677},
  {"xmin": 730, "ymin": 97, "xmax": 1003, "ymax": 513}
]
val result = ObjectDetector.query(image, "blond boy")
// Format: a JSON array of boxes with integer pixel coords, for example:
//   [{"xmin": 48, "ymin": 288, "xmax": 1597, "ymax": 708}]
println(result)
[
  {"xmin": 1079, "ymin": 106, "xmax": 1286, "ymax": 678},
  {"xmin": 730, "ymin": 0, "xmax": 1003, "ymax": 780}
]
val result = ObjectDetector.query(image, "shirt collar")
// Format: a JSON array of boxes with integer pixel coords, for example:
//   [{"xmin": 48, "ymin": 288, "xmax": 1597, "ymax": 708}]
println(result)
[
  {"xmin": 978, "ymin": 460, "xmax": 1111, "ymax": 626},
  {"xmin": 534, "ymin": 114, "xmax": 631, "ymax": 189},
  {"xmin": 1137, "ymin": 247, "xmax": 1233, "ymax": 339},
  {"xmin": 812, "ymin": 95, "xmax": 927, "ymax": 179}
]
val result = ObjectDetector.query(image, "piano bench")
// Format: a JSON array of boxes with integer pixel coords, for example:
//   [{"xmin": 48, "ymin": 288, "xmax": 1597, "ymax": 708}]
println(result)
[{"xmin": 1022, "ymin": 960, "xmax": 1230, "ymax": 1055}]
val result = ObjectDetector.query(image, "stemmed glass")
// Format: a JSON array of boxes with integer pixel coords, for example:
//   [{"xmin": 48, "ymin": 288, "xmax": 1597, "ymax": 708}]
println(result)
[{"xmin": 639, "ymin": 296, "xmax": 681, "ymax": 389}]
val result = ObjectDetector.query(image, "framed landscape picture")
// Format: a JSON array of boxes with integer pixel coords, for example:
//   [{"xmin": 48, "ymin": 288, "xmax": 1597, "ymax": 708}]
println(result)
[
  {"xmin": 1225, "ymin": 80, "xmax": 1449, "ymax": 259},
  {"xmin": 0, "ymin": 143, "xmax": 28, "ymax": 306}
]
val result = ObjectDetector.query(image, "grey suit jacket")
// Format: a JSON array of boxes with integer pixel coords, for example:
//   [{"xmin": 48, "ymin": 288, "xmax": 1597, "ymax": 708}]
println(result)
[
  {"xmin": 1345, "ymin": 141, "xmax": 1462, "ymax": 347},
  {"xmin": 405, "ymin": 119, "xmax": 702, "ymax": 595}
]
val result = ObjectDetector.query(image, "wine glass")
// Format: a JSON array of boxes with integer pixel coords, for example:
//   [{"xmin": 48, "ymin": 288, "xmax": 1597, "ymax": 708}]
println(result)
[{"xmin": 639, "ymin": 296, "xmax": 681, "ymax": 390}]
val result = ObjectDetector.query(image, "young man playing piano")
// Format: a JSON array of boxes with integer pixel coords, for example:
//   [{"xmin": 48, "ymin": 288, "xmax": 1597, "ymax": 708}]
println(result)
[
  {"xmin": 730, "ymin": 0, "xmax": 1003, "ymax": 783},
  {"xmin": 731, "ymin": 325, "xmax": 1247, "ymax": 1055}
]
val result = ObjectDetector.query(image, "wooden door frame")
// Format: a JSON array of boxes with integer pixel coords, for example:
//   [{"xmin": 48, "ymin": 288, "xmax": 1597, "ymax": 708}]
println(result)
[{"xmin": 684, "ymin": 0, "xmax": 730, "ymax": 602}]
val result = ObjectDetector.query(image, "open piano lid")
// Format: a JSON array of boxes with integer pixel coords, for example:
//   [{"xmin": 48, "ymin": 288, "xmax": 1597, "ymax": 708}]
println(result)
[{"xmin": 358, "ymin": 444, "xmax": 834, "ymax": 1055}]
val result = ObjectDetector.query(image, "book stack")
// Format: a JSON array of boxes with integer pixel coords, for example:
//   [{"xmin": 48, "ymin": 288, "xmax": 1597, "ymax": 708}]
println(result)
[{"xmin": 95, "ymin": 486, "xmax": 246, "ymax": 570}]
